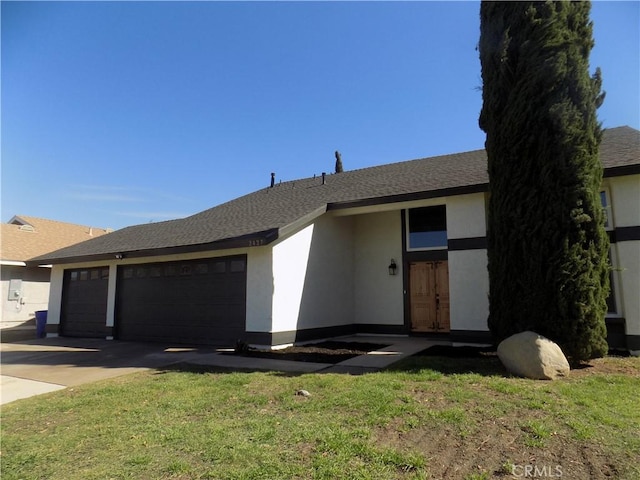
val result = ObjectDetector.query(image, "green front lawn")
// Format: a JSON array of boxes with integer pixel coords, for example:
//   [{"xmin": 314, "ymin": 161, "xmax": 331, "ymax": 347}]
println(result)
[{"xmin": 2, "ymin": 355, "xmax": 638, "ymax": 479}]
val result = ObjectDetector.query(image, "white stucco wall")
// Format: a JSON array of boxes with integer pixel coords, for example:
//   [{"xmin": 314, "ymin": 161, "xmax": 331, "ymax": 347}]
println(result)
[
  {"xmin": 271, "ymin": 215, "xmax": 355, "ymax": 333},
  {"xmin": 446, "ymin": 193, "xmax": 487, "ymax": 240},
  {"xmin": 608, "ymin": 175, "xmax": 640, "ymax": 228},
  {"xmin": 245, "ymin": 247, "xmax": 273, "ymax": 333},
  {"xmin": 448, "ymin": 250, "xmax": 489, "ymax": 332},
  {"xmin": 1, "ymin": 266, "xmax": 51, "ymax": 325},
  {"xmin": 353, "ymin": 211, "xmax": 404, "ymax": 326},
  {"xmin": 271, "ymin": 224, "xmax": 315, "ymax": 333},
  {"xmin": 446, "ymin": 194, "xmax": 490, "ymax": 332},
  {"xmin": 608, "ymin": 175, "xmax": 640, "ymax": 342}
]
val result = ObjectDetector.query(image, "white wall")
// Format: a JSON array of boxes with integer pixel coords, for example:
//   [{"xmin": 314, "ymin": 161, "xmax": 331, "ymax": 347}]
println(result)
[
  {"xmin": 448, "ymin": 250, "xmax": 489, "ymax": 331},
  {"xmin": 1, "ymin": 266, "xmax": 50, "ymax": 325},
  {"xmin": 271, "ymin": 224, "xmax": 315, "ymax": 333},
  {"xmin": 446, "ymin": 194, "xmax": 490, "ymax": 332},
  {"xmin": 608, "ymin": 175, "xmax": 640, "ymax": 343},
  {"xmin": 271, "ymin": 215, "xmax": 355, "ymax": 333},
  {"xmin": 353, "ymin": 211, "xmax": 404, "ymax": 326},
  {"xmin": 609, "ymin": 175, "xmax": 640, "ymax": 228},
  {"xmin": 245, "ymin": 247, "xmax": 273, "ymax": 333},
  {"xmin": 447, "ymin": 193, "xmax": 487, "ymax": 239}
]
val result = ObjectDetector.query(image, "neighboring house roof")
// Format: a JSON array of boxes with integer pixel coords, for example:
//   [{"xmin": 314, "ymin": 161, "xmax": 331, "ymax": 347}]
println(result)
[
  {"xmin": 29, "ymin": 126, "xmax": 640, "ymax": 266},
  {"xmin": 1, "ymin": 215, "xmax": 111, "ymax": 264}
]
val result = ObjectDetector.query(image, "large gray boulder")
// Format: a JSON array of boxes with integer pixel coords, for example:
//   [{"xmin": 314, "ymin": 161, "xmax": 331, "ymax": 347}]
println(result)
[{"xmin": 497, "ymin": 331, "xmax": 570, "ymax": 380}]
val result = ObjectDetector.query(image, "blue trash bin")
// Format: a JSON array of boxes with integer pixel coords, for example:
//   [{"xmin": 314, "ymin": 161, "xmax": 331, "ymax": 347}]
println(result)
[{"xmin": 35, "ymin": 310, "xmax": 48, "ymax": 338}]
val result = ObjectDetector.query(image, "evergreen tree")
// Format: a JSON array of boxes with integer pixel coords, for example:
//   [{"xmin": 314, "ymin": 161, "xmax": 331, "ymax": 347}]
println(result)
[
  {"xmin": 335, "ymin": 150, "xmax": 344, "ymax": 173},
  {"xmin": 478, "ymin": 1, "xmax": 609, "ymax": 362}
]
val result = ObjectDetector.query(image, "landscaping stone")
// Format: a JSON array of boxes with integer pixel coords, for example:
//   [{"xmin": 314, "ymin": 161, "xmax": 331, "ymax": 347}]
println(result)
[{"xmin": 497, "ymin": 331, "xmax": 570, "ymax": 380}]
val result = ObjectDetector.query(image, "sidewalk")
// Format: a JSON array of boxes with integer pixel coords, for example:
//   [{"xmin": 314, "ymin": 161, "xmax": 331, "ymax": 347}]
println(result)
[
  {"xmin": 182, "ymin": 335, "xmax": 438, "ymax": 375},
  {"xmin": 1, "ymin": 335, "xmax": 439, "ymax": 405}
]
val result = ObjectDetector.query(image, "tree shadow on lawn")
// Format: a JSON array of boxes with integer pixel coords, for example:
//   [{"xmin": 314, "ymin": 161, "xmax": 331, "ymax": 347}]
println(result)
[
  {"xmin": 387, "ymin": 345, "xmax": 508, "ymax": 377},
  {"xmin": 162, "ymin": 344, "xmax": 509, "ymax": 378}
]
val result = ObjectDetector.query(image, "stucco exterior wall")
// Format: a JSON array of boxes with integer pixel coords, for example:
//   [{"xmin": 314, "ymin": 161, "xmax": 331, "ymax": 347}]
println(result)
[
  {"xmin": 245, "ymin": 247, "xmax": 274, "ymax": 333},
  {"xmin": 271, "ymin": 215, "xmax": 355, "ymax": 333},
  {"xmin": 1, "ymin": 266, "xmax": 51, "ymax": 325},
  {"xmin": 608, "ymin": 175, "xmax": 640, "ymax": 228},
  {"xmin": 271, "ymin": 224, "xmax": 315, "ymax": 333},
  {"xmin": 446, "ymin": 194, "xmax": 490, "ymax": 333},
  {"xmin": 448, "ymin": 250, "xmax": 489, "ymax": 332},
  {"xmin": 607, "ymin": 174, "xmax": 640, "ymax": 347},
  {"xmin": 353, "ymin": 211, "xmax": 404, "ymax": 326},
  {"xmin": 447, "ymin": 193, "xmax": 487, "ymax": 239}
]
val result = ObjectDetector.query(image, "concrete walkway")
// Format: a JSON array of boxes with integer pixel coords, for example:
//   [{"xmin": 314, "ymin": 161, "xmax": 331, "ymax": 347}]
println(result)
[{"xmin": 1, "ymin": 335, "xmax": 439, "ymax": 405}]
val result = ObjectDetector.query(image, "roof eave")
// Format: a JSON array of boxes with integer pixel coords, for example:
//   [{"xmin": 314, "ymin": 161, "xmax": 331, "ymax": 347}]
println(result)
[
  {"xmin": 327, "ymin": 183, "xmax": 489, "ymax": 211},
  {"xmin": 278, "ymin": 205, "xmax": 328, "ymax": 239},
  {"xmin": 603, "ymin": 164, "xmax": 640, "ymax": 178},
  {"xmin": 25, "ymin": 229, "xmax": 280, "ymax": 267}
]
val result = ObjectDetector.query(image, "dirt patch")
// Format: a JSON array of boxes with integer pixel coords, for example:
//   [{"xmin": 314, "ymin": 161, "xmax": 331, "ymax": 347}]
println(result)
[
  {"xmin": 378, "ymin": 345, "xmax": 639, "ymax": 479},
  {"xmin": 230, "ymin": 341, "xmax": 389, "ymax": 364},
  {"xmin": 374, "ymin": 417, "xmax": 628, "ymax": 480}
]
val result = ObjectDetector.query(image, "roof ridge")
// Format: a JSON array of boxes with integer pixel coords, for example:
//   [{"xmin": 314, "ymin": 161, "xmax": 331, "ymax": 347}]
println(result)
[{"xmin": 264, "ymin": 146, "xmax": 489, "ymax": 189}]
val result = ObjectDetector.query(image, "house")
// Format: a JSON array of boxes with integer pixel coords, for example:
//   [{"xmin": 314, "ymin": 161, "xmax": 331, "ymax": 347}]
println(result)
[
  {"xmin": 1, "ymin": 216, "xmax": 111, "ymax": 330},
  {"xmin": 29, "ymin": 127, "xmax": 640, "ymax": 354}
]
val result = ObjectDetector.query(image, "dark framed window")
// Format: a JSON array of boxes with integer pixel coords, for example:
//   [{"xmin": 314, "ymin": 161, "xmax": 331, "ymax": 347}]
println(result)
[
  {"xmin": 230, "ymin": 260, "xmax": 246, "ymax": 273},
  {"xmin": 195, "ymin": 263, "xmax": 208, "ymax": 275},
  {"xmin": 407, "ymin": 205, "xmax": 447, "ymax": 250},
  {"xmin": 213, "ymin": 262, "xmax": 226, "ymax": 274},
  {"xmin": 600, "ymin": 189, "xmax": 612, "ymax": 230}
]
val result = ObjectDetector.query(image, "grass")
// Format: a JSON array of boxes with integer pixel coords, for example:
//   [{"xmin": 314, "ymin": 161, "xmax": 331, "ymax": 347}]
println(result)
[{"xmin": 2, "ymin": 355, "xmax": 639, "ymax": 479}]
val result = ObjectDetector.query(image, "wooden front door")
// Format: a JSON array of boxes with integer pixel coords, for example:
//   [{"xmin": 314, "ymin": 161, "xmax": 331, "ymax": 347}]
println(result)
[{"xmin": 409, "ymin": 261, "xmax": 450, "ymax": 332}]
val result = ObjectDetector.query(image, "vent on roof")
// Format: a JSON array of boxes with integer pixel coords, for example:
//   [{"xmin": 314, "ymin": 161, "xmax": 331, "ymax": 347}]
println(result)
[{"xmin": 19, "ymin": 225, "xmax": 35, "ymax": 232}]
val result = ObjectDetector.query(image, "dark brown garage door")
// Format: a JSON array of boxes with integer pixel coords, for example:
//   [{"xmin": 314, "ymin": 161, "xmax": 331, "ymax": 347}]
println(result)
[
  {"xmin": 61, "ymin": 267, "xmax": 110, "ymax": 337},
  {"xmin": 115, "ymin": 255, "xmax": 247, "ymax": 346}
]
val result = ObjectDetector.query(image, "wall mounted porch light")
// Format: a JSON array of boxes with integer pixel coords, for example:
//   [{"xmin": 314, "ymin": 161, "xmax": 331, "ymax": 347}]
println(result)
[
  {"xmin": 388, "ymin": 259, "xmax": 398, "ymax": 276},
  {"xmin": 115, "ymin": 253, "xmax": 124, "ymax": 260}
]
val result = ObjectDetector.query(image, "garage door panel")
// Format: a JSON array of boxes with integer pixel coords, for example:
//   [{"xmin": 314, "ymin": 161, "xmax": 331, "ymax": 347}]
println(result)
[
  {"xmin": 61, "ymin": 267, "xmax": 109, "ymax": 338},
  {"xmin": 116, "ymin": 256, "xmax": 247, "ymax": 346}
]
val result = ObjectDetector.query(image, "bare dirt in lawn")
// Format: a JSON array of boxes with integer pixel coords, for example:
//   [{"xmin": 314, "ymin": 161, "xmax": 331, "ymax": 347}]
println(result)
[
  {"xmin": 380, "ymin": 347, "xmax": 639, "ymax": 480},
  {"xmin": 238, "ymin": 342, "xmax": 638, "ymax": 479}
]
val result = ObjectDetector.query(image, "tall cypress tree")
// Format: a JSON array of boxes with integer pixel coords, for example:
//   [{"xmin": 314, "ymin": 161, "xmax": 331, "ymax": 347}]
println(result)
[{"xmin": 479, "ymin": 1, "xmax": 609, "ymax": 362}]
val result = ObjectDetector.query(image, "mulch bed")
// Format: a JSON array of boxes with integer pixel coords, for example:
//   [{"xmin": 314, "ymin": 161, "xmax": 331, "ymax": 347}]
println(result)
[{"xmin": 231, "ymin": 341, "xmax": 389, "ymax": 364}]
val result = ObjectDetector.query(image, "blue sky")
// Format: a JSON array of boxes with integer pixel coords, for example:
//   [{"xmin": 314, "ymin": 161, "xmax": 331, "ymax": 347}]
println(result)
[{"xmin": 2, "ymin": 1, "xmax": 638, "ymax": 230}]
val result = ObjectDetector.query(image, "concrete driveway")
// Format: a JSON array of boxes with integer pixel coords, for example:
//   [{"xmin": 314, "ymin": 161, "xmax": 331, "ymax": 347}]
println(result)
[
  {"xmin": 1, "ymin": 335, "xmax": 437, "ymax": 405},
  {"xmin": 0, "ymin": 337, "xmax": 219, "ymax": 405}
]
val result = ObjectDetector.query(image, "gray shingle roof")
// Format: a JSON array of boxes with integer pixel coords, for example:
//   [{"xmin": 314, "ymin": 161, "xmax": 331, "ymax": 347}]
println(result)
[{"xmin": 30, "ymin": 126, "xmax": 640, "ymax": 265}]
